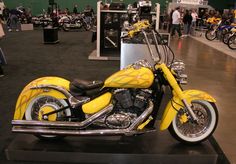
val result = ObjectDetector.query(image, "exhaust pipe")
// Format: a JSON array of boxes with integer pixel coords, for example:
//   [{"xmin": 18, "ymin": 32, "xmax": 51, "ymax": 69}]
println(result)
[
  {"xmin": 12, "ymin": 104, "xmax": 113, "ymax": 129},
  {"xmin": 12, "ymin": 127, "xmax": 155, "ymax": 136},
  {"xmin": 12, "ymin": 101, "xmax": 154, "ymax": 136}
]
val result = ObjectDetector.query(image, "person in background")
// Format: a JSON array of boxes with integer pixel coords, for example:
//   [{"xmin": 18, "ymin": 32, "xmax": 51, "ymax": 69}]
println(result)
[
  {"xmin": 168, "ymin": 9, "xmax": 174, "ymax": 33},
  {"xmin": 191, "ymin": 9, "xmax": 198, "ymax": 33},
  {"xmin": 0, "ymin": 0, "xmax": 5, "ymax": 22},
  {"xmin": 209, "ymin": 10, "xmax": 215, "ymax": 17},
  {"xmin": 73, "ymin": 4, "xmax": 78, "ymax": 14},
  {"xmin": 0, "ymin": 20, "xmax": 4, "ymax": 77},
  {"xmin": 183, "ymin": 9, "xmax": 192, "ymax": 36},
  {"xmin": 8, "ymin": 8, "xmax": 20, "ymax": 32},
  {"xmin": 64, "ymin": 8, "xmax": 70, "ymax": 15},
  {"xmin": 171, "ymin": 7, "xmax": 183, "ymax": 38}
]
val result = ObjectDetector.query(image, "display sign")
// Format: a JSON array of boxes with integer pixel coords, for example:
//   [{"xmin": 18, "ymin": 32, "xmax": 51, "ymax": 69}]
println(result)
[{"xmin": 177, "ymin": 0, "xmax": 204, "ymax": 5}]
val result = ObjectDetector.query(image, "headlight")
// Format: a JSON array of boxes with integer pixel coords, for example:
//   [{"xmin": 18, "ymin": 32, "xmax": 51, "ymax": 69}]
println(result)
[
  {"xmin": 171, "ymin": 60, "xmax": 185, "ymax": 73},
  {"xmin": 170, "ymin": 60, "xmax": 187, "ymax": 85}
]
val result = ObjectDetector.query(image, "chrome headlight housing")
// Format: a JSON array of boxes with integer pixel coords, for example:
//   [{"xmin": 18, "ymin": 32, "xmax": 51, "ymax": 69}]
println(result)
[{"xmin": 170, "ymin": 60, "xmax": 187, "ymax": 85}]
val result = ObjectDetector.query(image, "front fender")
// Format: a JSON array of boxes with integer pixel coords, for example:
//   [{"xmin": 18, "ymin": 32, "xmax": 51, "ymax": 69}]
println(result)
[
  {"xmin": 14, "ymin": 77, "xmax": 70, "ymax": 120},
  {"xmin": 160, "ymin": 89, "xmax": 216, "ymax": 130}
]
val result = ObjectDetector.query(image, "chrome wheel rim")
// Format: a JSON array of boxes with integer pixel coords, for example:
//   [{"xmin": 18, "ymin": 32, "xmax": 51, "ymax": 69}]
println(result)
[
  {"xmin": 32, "ymin": 96, "xmax": 65, "ymax": 120},
  {"xmin": 172, "ymin": 100, "xmax": 216, "ymax": 142},
  {"xmin": 206, "ymin": 31, "xmax": 216, "ymax": 40},
  {"xmin": 25, "ymin": 95, "xmax": 71, "ymax": 138},
  {"xmin": 229, "ymin": 36, "xmax": 236, "ymax": 49}
]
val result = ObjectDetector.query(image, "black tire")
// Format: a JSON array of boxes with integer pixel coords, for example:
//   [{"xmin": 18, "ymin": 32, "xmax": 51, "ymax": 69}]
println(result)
[
  {"xmin": 62, "ymin": 23, "xmax": 70, "ymax": 32},
  {"xmin": 205, "ymin": 30, "xmax": 217, "ymax": 41},
  {"xmin": 168, "ymin": 100, "xmax": 218, "ymax": 145},
  {"xmin": 227, "ymin": 35, "xmax": 236, "ymax": 50},
  {"xmin": 222, "ymin": 32, "xmax": 231, "ymax": 44}
]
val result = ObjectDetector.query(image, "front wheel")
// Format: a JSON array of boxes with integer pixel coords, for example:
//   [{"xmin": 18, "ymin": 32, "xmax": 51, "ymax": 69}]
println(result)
[
  {"xmin": 205, "ymin": 30, "xmax": 217, "ymax": 41},
  {"xmin": 228, "ymin": 35, "xmax": 236, "ymax": 50},
  {"xmin": 168, "ymin": 100, "xmax": 218, "ymax": 144},
  {"xmin": 222, "ymin": 32, "xmax": 231, "ymax": 44}
]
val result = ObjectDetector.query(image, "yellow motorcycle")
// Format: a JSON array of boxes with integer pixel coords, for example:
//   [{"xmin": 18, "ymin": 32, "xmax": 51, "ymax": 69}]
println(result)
[{"xmin": 12, "ymin": 21, "xmax": 218, "ymax": 144}]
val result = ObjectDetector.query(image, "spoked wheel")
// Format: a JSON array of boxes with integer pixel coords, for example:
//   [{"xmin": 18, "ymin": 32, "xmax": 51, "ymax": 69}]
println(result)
[
  {"xmin": 25, "ymin": 95, "xmax": 71, "ymax": 140},
  {"xmin": 222, "ymin": 32, "xmax": 232, "ymax": 44},
  {"xmin": 205, "ymin": 30, "xmax": 217, "ymax": 41},
  {"xmin": 169, "ymin": 100, "xmax": 218, "ymax": 144},
  {"xmin": 228, "ymin": 35, "xmax": 236, "ymax": 50}
]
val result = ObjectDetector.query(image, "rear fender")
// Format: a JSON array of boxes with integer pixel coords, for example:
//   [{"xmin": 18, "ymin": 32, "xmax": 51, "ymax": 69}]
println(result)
[
  {"xmin": 159, "ymin": 90, "xmax": 216, "ymax": 130},
  {"xmin": 14, "ymin": 77, "xmax": 70, "ymax": 120}
]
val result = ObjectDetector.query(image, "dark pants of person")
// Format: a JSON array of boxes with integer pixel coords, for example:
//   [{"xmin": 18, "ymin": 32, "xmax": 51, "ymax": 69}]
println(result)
[
  {"xmin": 171, "ymin": 24, "xmax": 182, "ymax": 37},
  {"xmin": 168, "ymin": 23, "xmax": 172, "ymax": 33},
  {"xmin": 10, "ymin": 14, "xmax": 18, "ymax": 29},
  {"xmin": 184, "ymin": 23, "xmax": 191, "ymax": 35},
  {"xmin": 0, "ymin": 65, "xmax": 3, "ymax": 75},
  {"xmin": 0, "ymin": 15, "xmax": 4, "ymax": 22}
]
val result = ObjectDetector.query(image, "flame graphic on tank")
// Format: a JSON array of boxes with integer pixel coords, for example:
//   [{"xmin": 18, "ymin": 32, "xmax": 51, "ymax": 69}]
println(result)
[{"xmin": 104, "ymin": 67, "xmax": 154, "ymax": 88}]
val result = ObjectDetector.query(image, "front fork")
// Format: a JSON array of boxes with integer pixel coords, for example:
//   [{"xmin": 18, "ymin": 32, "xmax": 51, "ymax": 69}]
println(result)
[{"xmin": 155, "ymin": 64, "xmax": 198, "ymax": 122}]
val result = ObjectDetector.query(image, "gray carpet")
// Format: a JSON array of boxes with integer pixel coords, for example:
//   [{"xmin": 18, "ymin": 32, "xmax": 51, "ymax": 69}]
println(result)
[{"xmin": 0, "ymin": 29, "xmax": 119, "ymax": 163}]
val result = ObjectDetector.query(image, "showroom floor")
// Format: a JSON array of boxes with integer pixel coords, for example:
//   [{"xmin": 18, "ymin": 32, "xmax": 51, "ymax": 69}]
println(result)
[{"xmin": 0, "ymin": 29, "xmax": 235, "ymax": 163}]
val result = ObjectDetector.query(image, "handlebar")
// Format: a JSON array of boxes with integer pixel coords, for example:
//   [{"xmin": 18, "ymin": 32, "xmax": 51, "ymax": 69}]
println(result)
[
  {"xmin": 121, "ymin": 20, "xmax": 151, "ymax": 39},
  {"xmin": 121, "ymin": 20, "xmax": 175, "ymax": 66}
]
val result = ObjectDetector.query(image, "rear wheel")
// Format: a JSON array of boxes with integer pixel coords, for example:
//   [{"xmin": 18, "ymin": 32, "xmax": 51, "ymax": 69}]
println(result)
[
  {"xmin": 205, "ymin": 30, "xmax": 217, "ymax": 41},
  {"xmin": 228, "ymin": 35, "xmax": 236, "ymax": 50},
  {"xmin": 25, "ymin": 95, "xmax": 71, "ymax": 140},
  {"xmin": 168, "ymin": 100, "xmax": 218, "ymax": 144}
]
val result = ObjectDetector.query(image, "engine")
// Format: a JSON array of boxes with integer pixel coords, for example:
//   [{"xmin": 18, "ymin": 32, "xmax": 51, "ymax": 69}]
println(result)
[{"xmin": 105, "ymin": 88, "xmax": 152, "ymax": 129}]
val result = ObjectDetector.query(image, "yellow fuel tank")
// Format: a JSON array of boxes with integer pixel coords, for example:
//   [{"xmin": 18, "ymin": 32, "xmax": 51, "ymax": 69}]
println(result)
[{"xmin": 104, "ymin": 67, "xmax": 154, "ymax": 88}]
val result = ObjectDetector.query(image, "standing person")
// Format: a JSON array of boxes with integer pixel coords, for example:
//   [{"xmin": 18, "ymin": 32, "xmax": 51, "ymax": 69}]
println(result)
[
  {"xmin": 0, "ymin": 0, "xmax": 5, "ymax": 22},
  {"xmin": 0, "ymin": 21, "xmax": 4, "ymax": 77},
  {"xmin": 8, "ymin": 8, "xmax": 20, "ymax": 32},
  {"xmin": 183, "ymin": 10, "xmax": 192, "ymax": 36},
  {"xmin": 191, "ymin": 9, "xmax": 198, "ymax": 34},
  {"xmin": 168, "ymin": 9, "xmax": 174, "ymax": 33},
  {"xmin": 73, "ymin": 4, "xmax": 78, "ymax": 14},
  {"xmin": 171, "ymin": 7, "xmax": 183, "ymax": 38}
]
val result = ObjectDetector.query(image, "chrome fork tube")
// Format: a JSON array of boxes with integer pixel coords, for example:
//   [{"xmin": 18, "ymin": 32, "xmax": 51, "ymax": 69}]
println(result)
[{"xmin": 182, "ymin": 99, "xmax": 198, "ymax": 122}]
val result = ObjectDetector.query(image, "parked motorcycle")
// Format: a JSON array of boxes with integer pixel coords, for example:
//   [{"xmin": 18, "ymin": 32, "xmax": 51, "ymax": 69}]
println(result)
[
  {"xmin": 12, "ymin": 20, "xmax": 218, "ymax": 144},
  {"xmin": 58, "ymin": 13, "xmax": 92, "ymax": 31},
  {"xmin": 222, "ymin": 26, "xmax": 236, "ymax": 44},
  {"xmin": 31, "ymin": 15, "xmax": 52, "ymax": 27},
  {"xmin": 227, "ymin": 28, "xmax": 236, "ymax": 50},
  {"xmin": 205, "ymin": 19, "xmax": 233, "ymax": 41}
]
